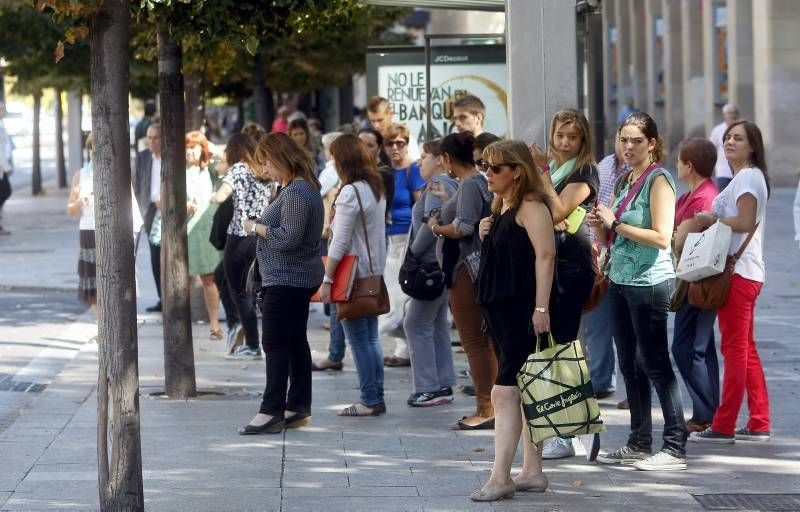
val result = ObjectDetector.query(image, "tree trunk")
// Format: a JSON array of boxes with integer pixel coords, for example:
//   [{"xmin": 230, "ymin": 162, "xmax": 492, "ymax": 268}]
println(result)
[
  {"xmin": 157, "ymin": 26, "xmax": 196, "ymax": 399},
  {"xmin": 184, "ymin": 70, "xmax": 205, "ymax": 132},
  {"xmin": 252, "ymin": 52, "xmax": 274, "ymax": 130},
  {"xmin": 32, "ymin": 92, "xmax": 42, "ymax": 195},
  {"xmin": 90, "ymin": 1, "xmax": 144, "ymax": 510},
  {"xmin": 338, "ymin": 77, "xmax": 354, "ymax": 126},
  {"xmin": 55, "ymin": 89, "xmax": 67, "ymax": 189}
]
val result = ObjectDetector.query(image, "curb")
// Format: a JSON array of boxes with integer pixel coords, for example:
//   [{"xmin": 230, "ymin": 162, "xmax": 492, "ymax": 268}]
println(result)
[{"xmin": 0, "ymin": 284, "xmax": 78, "ymax": 294}]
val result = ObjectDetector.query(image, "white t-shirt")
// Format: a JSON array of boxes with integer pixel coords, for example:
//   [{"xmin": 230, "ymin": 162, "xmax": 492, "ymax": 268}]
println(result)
[
  {"xmin": 711, "ymin": 167, "xmax": 768, "ymax": 282},
  {"xmin": 709, "ymin": 122, "xmax": 732, "ymax": 180},
  {"xmin": 150, "ymin": 156, "xmax": 161, "ymax": 203}
]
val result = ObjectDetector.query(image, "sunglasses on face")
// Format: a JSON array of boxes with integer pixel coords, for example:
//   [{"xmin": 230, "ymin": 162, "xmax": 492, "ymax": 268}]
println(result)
[
  {"xmin": 384, "ymin": 140, "xmax": 407, "ymax": 149},
  {"xmin": 481, "ymin": 161, "xmax": 513, "ymax": 174},
  {"xmin": 474, "ymin": 158, "xmax": 485, "ymax": 169}
]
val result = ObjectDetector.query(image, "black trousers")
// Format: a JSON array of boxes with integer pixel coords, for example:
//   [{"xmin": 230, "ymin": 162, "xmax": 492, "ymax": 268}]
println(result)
[
  {"xmin": 214, "ymin": 261, "xmax": 239, "ymax": 329},
  {"xmin": 143, "ymin": 205, "xmax": 162, "ymax": 300},
  {"xmin": 259, "ymin": 285, "xmax": 317, "ymax": 417},
  {"xmin": 551, "ymin": 261, "xmax": 595, "ymax": 344},
  {"xmin": 224, "ymin": 235, "xmax": 259, "ymax": 349},
  {"xmin": 0, "ymin": 172, "xmax": 11, "ymax": 211}
]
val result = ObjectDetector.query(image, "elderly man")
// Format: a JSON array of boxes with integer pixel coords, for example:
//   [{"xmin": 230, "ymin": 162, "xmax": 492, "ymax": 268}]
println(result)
[
  {"xmin": 134, "ymin": 123, "xmax": 163, "ymax": 312},
  {"xmin": 708, "ymin": 103, "xmax": 740, "ymax": 191},
  {"xmin": 0, "ymin": 102, "xmax": 15, "ymax": 235}
]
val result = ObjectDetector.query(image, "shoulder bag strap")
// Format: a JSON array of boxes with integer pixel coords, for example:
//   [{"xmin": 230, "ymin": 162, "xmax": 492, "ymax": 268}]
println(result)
[
  {"xmin": 732, "ymin": 222, "xmax": 760, "ymax": 262},
  {"xmin": 351, "ymin": 183, "xmax": 376, "ymax": 275}
]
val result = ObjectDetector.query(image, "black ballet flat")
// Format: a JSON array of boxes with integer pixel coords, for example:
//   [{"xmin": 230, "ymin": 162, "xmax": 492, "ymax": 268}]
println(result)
[
  {"xmin": 284, "ymin": 412, "xmax": 311, "ymax": 429},
  {"xmin": 238, "ymin": 415, "xmax": 285, "ymax": 435}
]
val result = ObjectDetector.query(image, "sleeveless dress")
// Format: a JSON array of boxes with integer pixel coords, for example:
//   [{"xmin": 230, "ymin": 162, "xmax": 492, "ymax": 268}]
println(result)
[{"xmin": 477, "ymin": 207, "xmax": 550, "ymax": 386}]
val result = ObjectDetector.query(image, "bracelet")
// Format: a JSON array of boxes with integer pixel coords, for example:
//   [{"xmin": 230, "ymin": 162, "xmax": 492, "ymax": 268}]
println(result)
[
  {"xmin": 431, "ymin": 224, "xmax": 441, "ymax": 237},
  {"xmin": 250, "ymin": 222, "xmax": 259, "ymax": 236},
  {"xmin": 322, "ymin": 275, "xmax": 334, "ymax": 284},
  {"xmin": 534, "ymin": 306, "xmax": 548, "ymax": 313}
]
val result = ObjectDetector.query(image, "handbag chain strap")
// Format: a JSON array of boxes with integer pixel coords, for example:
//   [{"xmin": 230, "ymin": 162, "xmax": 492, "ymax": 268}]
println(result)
[{"xmin": 351, "ymin": 183, "xmax": 376, "ymax": 275}]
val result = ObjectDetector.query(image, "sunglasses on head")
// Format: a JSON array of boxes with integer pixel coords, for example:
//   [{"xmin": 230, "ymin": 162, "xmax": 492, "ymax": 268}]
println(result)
[{"xmin": 481, "ymin": 161, "xmax": 513, "ymax": 174}]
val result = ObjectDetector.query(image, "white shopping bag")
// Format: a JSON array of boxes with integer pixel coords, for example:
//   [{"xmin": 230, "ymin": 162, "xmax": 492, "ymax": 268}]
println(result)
[{"xmin": 676, "ymin": 221, "xmax": 732, "ymax": 282}]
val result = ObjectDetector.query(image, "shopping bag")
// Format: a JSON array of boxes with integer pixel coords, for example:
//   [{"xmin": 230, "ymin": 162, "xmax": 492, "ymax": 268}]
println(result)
[
  {"xmin": 517, "ymin": 335, "xmax": 606, "ymax": 444},
  {"xmin": 676, "ymin": 221, "xmax": 732, "ymax": 282}
]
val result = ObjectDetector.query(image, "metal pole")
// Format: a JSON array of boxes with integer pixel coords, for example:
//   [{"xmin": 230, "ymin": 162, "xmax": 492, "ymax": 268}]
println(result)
[
  {"xmin": 587, "ymin": 8, "xmax": 605, "ymax": 161},
  {"xmin": 425, "ymin": 35, "xmax": 432, "ymax": 142}
]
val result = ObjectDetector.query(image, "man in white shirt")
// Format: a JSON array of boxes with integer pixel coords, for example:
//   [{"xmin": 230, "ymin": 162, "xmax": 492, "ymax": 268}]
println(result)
[
  {"xmin": 134, "ymin": 123, "xmax": 163, "ymax": 312},
  {"xmin": 0, "ymin": 101, "xmax": 15, "ymax": 235},
  {"xmin": 366, "ymin": 96, "xmax": 421, "ymax": 161},
  {"xmin": 708, "ymin": 103, "xmax": 740, "ymax": 191}
]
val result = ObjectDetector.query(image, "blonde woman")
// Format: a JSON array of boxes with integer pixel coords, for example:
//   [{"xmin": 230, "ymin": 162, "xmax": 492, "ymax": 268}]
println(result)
[{"xmin": 470, "ymin": 139, "xmax": 555, "ymax": 501}]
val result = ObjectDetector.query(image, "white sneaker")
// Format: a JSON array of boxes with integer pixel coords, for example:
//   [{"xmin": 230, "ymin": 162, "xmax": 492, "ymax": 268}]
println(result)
[
  {"xmin": 632, "ymin": 450, "xmax": 687, "ymax": 471},
  {"xmin": 542, "ymin": 437, "xmax": 575, "ymax": 459}
]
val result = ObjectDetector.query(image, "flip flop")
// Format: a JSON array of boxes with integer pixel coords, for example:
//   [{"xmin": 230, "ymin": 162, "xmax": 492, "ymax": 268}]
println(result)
[{"xmin": 338, "ymin": 402, "xmax": 386, "ymax": 417}]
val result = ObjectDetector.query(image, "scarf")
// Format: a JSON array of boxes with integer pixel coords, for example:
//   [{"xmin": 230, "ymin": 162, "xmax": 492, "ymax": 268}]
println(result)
[{"xmin": 549, "ymin": 156, "xmax": 578, "ymax": 190}]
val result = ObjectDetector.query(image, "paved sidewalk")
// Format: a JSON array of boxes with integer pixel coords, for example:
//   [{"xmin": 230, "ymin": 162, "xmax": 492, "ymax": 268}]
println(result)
[{"xmin": 0, "ymin": 185, "xmax": 799, "ymax": 511}]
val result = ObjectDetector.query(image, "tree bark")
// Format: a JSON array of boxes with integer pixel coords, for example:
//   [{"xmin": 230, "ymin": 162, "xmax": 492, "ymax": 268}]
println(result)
[
  {"xmin": 31, "ymin": 92, "xmax": 42, "ymax": 195},
  {"xmin": 184, "ymin": 69, "xmax": 205, "ymax": 132},
  {"xmin": 55, "ymin": 89, "xmax": 67, "ymax": 188},
  {"xmin": 157, "ymin": 26, "xmax": 197, "ymax": 399},
  {"xmin": 252, "ymin": 52, "xmax": 274, "ymax": 130},
  {"xmin": 90, "ymin": 1, "xmax": 144, "ymax": 510}
]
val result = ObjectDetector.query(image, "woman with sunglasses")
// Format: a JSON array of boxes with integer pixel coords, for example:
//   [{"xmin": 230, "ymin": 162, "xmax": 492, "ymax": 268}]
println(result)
[
  {"xmin": 588, "ymin": 112, "xmax": 687, "ymax": 471},
  {"xmin": 470, "ymin": 139, "xmax": 556, "ymax": 501},
  {"xmin": 381, "ymin": 123, "xmax": 426, "ymax": 368},
  {"xmin": 428, "ymin": 132, "xmax": 497, "ymax": 430}
]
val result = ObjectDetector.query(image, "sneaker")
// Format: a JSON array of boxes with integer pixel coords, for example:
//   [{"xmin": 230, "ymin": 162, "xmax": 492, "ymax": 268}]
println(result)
[
  {"xmin": 735, "ymin": 427, "xmax": 771, "ymax": 442},
  {"xmin": 407, "ymin": 387, "xmax": 454, "ymax": 407},
  {"xmin": 225, "ymin": 346, "xmax": 263, "ymax": 360},
  {"xmin": 542, "ymin": 437, "xmax": 575, "ymax": 459},
  {"xmin": 461, "ymin": 385, "xmax": 476, "ymax": 396},
  {"xmin": 225, "ymin": 324, "xmax": 243, "ymax": 355},
  {"xmin": 632, "ymin": 450, "xmax": 687, "ymax": 471},
  {"xmin": 457, "ymin": 369, "xmax": 471, "ymax": 378},
  {"xmin": 689, "ymin": 427, "xmax": 735, "ymax": 444},
  {"xmin": 596, "ymin": 445, "xmax": 651, "ymax": 465}
]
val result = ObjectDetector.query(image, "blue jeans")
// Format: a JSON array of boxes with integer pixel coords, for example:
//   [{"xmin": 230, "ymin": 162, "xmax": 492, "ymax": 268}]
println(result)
[
  {"xmin": 609, "ymin": 280, "xmax": 688, "ymax": 457},
  {"xmin": 672, "ymin": 301, "xmax": 719, "ymax": 423},
  {"xmin": 341, "ymin": 316, "xmax": 385, "ymax": 407},
  {"xmin": 327, "ymin": 304, "xmax": 346, "ymax": 363},
  {"xmin": 582, "ymin": 293, "xmax": 617, "ymax": 394}
]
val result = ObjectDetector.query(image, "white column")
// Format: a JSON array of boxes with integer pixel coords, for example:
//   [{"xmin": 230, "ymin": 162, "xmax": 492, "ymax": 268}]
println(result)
[
  {"xmin": 602, "ymin": 0, "xmax": 615, "ymax": 150},
  {"xmin": 702, "ymin": 0, "xmax": 718, "ymax": 134},
  {"xmin": 66, "ymin": 89, "xmax": 83, "ymax": 172},
  {"xmin": 753, "ymin": 0, "xmax": 800, "ymax": 186},
  {"xmin": 614, "ymin": 0, "xmax": 632, "ymax": 108},
  {"xmin": 645, "ymin": 0, "xmax": 664, "ymax": 127},
  {"xmin": 630, "ymin": 0, "xmax": 648, "ymax": 111},
  {"xmin": 505, "ymin": 0, "xmax": 577, "ymax": 143},
  {"xmin": 727, "ymin": 0, "xmax": 754, "ymax": 118},
  {"xmin": 663, "ymin": 0, "xmax": 684, "ymax": 149},
  {"xmin": 682, "ymin": 0, "xmax": 705, "ymax": 137}
]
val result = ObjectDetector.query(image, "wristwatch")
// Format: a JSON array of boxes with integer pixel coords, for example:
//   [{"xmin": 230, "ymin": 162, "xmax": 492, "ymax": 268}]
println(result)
[
  {"xmin": 322, "ymin": 275, "xmax": 334, "ymax": 284},
  {"xmin": 610, "ymin": 219, "xmax": 622, "ymax": 232},
  {"xmin": 431, "ymin": 224, "xmax": 442, "ymax": 238},
  {"xmin": 534, "ymin": 306, "xmax": 548, "ymax": 314},
  {"xmin": 250, "ymin": 222, "xmax": 259, "ymax": 236}
]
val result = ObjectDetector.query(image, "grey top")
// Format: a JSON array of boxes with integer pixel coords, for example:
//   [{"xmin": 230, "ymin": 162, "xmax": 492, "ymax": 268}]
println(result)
[
  {"xmin": 256, "ymin": 179, "xmax": 324, "ymax": 288},
  {"xmin": 409, "ymin": 173, "xmax": 459, "ymax": 264},
  {"xmin": 437, "ymin": 173, "xmax": 491, "ymax": 271}
]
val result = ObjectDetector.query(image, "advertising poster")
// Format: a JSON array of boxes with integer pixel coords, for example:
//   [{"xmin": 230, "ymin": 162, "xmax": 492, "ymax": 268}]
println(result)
[{"xmin": 366, "ymin": 45, "xmax": 508, "ymax": 145}]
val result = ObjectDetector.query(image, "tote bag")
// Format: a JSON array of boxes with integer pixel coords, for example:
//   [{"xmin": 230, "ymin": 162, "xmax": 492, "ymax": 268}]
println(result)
[{"xmin": 517, "ymin": 335, "xmax": 606, "ymax": 444}]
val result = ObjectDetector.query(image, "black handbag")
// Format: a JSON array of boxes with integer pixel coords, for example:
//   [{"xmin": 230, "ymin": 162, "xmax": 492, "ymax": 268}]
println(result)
[{"xmin": 399, "ymin": 249, "xmax": 445, "ymax": 301}]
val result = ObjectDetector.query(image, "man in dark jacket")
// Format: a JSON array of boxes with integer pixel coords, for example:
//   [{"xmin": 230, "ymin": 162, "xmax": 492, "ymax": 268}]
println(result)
[{"xmin": 134, "ymin": 123, "xmax": 163, "ymax": 312}]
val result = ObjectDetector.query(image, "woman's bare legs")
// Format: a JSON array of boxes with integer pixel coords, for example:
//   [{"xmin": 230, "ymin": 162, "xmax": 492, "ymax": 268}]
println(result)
[{"xmin": 199, "ymin": 274, "xmax": 221, "ymax": 333}]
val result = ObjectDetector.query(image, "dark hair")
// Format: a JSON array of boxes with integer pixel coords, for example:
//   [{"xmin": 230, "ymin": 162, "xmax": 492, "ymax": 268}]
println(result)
[
  {"xmin": 357, "ymin": 127, "xmax": 384, "ymax": 147},
  {"xmin": 453, "ymin": 94, "xmax": 486, "ymax": 115},
  {"xmin": 440, "ymin": 132, "xmax": 475, "ymax": 166},
  {"xmin": 330, "ymin": 134, "xmax": 384, "ymax": 201},
  {"xmin": 288, "ymin": 118, "xmax": 312, "ymax": 149},
  {"xmin": 255, "ymin": 132, "xmax": 320, "ymax": 190},
  {"xmin": 678, "ymin": 138, "xmax": 717, "ymax": 179},
  {"xmin": 474, "ymin": 132, "xmax": 500, "ymax": 153},
  {"xmin": 144, "ymin": 101, "xmax": 157, "ymax": 117},
  {"xmin": 618, "ymin": 112, "xmax": 665, "ymax": 163},
  {"xmin": 723, "ymin": 120, "xmax": 771, "ymax": 197},
  {"xmin": 225, "ymin": 133, "xmax": 259, "ymax": 173},
  {"xmin": 422, "ymin": 139, "xmax": 442, "ymax": 157}
]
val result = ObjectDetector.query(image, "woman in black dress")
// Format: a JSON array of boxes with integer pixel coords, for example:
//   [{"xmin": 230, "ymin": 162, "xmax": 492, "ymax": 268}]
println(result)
[{"xmin": 470, "ymin": 140, "xmax": 556, "ymax": 502}]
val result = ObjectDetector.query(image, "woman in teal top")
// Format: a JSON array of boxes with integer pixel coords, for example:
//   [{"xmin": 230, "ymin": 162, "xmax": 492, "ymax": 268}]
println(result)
[
  {"xmin": 185, "ymin": 130, "xmax": 223, "ymax": 339},
  {"xmin": 587, "ymin": 113, "xmax": 688, "ymax": 472}
]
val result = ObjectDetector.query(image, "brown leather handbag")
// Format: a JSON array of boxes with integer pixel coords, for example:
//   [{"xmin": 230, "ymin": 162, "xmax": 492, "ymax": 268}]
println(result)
[
  {"xmin": 687, "ymin": 224, "xmax": 758, "ymax": 310},
  {"xmin": 336, "ymin": 184, "xmax": 391, "ymax": 321},
  {"xmin": 582, "ymin": 244, "xmax": 610, "ymax": 313}
]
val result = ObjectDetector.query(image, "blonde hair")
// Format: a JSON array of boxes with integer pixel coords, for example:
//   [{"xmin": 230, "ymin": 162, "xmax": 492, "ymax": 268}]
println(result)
[
  {"xmin": 483, "ymin": 139, "xmax": 548, "ymax": 214},
  {"xmin": 383, "ymin": 123, "xmax": 410, "ymax": 142},
  {"xmin": 254, "ymin": 132, "xmax": 320, "ymax": 190},
  {"xmin": 548, "ymin": 109, "xmax": 596, "ymax": 170}
]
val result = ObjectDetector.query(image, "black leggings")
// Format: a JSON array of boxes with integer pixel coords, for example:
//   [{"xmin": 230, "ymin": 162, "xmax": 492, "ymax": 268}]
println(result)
[
  {"xmin": 551, "ymin": 262, "xmax": 595, "ymax": 344},
  {"xmin": 223, "ymin": 235, "xmax": 259, "ymax": 349}
]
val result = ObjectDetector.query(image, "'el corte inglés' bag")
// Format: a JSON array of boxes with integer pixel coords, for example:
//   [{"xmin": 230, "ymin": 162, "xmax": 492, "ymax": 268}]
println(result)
[{"xmin": 517, "ymin": 335, "xmax": 606, "ymax": 444}]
